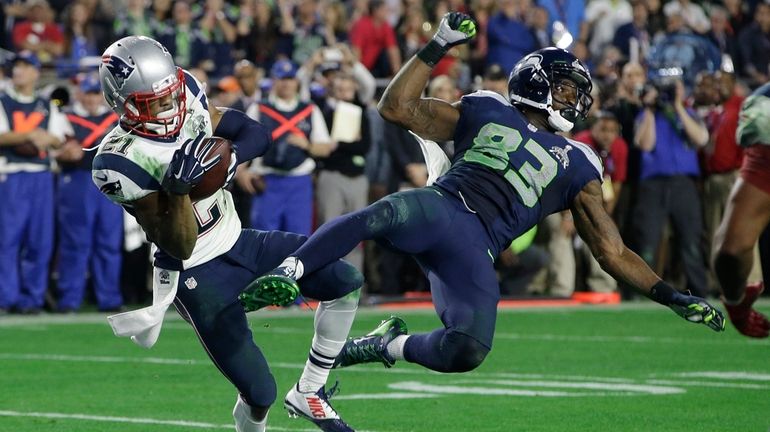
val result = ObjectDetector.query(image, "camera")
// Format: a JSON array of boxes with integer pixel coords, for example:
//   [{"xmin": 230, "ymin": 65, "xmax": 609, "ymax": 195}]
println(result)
[{"xmin": 645, "ymin": 67, "xmax": 682, "ymax": 108}]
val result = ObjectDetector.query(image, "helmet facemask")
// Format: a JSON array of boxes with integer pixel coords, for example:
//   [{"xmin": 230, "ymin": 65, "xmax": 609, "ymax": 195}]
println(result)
[
  {"xmin": 123, "ymin": 68, "xmax": 187, "ymax": 137},
  {"xmin": 509, "ymin": 52, "xmax": 594, "ymax": 133}
]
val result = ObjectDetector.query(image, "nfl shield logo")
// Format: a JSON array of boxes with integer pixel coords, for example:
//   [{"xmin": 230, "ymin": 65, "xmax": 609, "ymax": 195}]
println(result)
[{"xmin": 185, "ymin": 277, "xmax": 198, "ymax": 290}]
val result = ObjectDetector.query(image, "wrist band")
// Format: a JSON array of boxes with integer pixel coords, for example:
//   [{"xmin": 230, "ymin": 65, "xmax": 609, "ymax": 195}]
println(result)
[
  {"xmin": 648, "ymin": 281, "xmax": 680, "ymax": 306},
  {"xmin": 417, "ymin": 40, "xmax": 447, "ymax": 67}
]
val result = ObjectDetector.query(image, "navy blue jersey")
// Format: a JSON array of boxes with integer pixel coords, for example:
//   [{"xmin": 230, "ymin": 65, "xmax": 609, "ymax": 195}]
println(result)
[{"xmin": 434, "ymin": 91, "xmax": 603, "ymax": 253}]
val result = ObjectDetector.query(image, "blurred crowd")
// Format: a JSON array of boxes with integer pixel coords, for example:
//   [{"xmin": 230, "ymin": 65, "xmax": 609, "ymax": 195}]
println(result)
[{"xmin": 0, "ymin": 0, "xmax": 769, "ymax": 313}]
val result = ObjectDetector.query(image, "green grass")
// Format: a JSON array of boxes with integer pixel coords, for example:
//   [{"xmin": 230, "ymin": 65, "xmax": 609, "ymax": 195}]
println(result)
[{"xmin": 1, "ymin": 302, "xmax": 769, "ymax": 432}]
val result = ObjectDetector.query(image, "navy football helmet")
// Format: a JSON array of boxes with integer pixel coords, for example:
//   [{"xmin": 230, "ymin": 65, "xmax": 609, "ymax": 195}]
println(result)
[{"xmin": 508, "ymin": 47, "xmax": 593, "ymax": 132}]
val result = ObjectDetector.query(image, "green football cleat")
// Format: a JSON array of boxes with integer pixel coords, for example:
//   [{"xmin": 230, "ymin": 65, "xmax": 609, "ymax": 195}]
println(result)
[
  {"xmin": 239, "ymin": 275, "xmax": 300, "ymax": 312},
  {"xmin": 333, "ymin": 316, "xmax": 408, "ymax": 369}
]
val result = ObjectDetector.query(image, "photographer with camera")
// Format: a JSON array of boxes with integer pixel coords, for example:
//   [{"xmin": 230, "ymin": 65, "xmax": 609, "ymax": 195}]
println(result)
[{"xmin": 631, "ymin": 75, "xmax": 710, "ymax": 297}]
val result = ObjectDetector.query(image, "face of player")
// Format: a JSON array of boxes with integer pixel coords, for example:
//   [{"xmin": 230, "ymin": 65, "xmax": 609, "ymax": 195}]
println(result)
[{"xmin": 551, "ymin": 77, "xmax": 578, "ymax": 112}]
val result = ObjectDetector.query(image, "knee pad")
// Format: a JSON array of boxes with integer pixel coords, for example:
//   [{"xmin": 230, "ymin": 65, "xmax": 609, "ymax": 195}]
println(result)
[{"xmin": 441, "ymin": 330, "xmax": 490, "ymax": 372}]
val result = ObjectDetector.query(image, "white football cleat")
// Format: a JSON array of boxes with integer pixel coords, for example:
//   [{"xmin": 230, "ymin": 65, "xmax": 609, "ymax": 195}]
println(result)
[
  {"xmin": 233, "ymin": 395, "xmax": 267, "ymax": 432},
  {"xmin": 284, "ymin": 382, "xmax": 354, "ymax": 432}
]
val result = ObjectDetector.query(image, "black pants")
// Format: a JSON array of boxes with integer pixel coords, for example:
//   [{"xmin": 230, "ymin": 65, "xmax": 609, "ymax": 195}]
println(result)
[{"xmin": 631, "ymin": 176, "xmax": 707, "ymax": 296}]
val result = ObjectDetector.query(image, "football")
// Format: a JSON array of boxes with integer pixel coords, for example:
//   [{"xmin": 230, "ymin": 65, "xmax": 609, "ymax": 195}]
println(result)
[{"xmin": 189, "ymin": 136, "xmax": 232, "ymax": 201}]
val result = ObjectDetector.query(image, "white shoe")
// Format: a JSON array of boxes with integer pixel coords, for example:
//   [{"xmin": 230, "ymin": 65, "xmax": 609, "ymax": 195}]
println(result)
[
  {"xmin": 284, "ymin": 382, "xmax": 354, "ymax": 432},
  {"xmin": 233, "ymin": 395, "xmax": 267, "ymax": 432}
]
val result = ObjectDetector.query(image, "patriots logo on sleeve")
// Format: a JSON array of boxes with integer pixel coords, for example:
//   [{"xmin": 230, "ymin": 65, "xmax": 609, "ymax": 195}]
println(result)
[{"xmin": 102, "ymin": 54, "xmax": 134, "ymax": 89}]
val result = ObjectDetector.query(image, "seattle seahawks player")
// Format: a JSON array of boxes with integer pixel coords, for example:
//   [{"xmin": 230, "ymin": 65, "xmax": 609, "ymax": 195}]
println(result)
[
  {"xmin": 247, "ymin": 12, "xmax": 725, "ymax": 378},
  {"xmin": 92, "ymin": 36, "xmax": 362, "ymax": 432}
]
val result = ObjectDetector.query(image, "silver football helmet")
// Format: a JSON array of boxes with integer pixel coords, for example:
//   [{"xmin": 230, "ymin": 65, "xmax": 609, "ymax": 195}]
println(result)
[{"xmin": 99, "ymin": 36, "xmax": 187, "ymax": 137}]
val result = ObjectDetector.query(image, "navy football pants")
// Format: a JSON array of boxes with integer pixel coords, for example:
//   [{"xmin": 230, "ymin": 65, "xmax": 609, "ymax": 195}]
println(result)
[
  {"xmin": 291, "ymin": 187, "xmax": 501, "ymax": 372},
  {"xmin": 172, "ymin": 229, "xmax": 361, "ymax": 408}
]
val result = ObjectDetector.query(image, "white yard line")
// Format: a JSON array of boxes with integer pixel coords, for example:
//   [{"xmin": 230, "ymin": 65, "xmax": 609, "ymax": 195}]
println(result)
[
  {"xmin": 1, "ymin": 353, "xmax": 768, "ymax": 392},
  {"xmin": 0, "ymin": 410, "xmax": 384, "ymax": 432}
]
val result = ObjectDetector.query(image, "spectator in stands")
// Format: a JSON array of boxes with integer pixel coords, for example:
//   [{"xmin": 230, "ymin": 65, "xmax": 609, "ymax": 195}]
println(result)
[
  {"xmin": 606, "ymin": 62, "xmax": 645, "ymax": 159},
  {"xmin": 574, "ymin": 111, "xmax": 628, "ymax": 218},
  {"xmin": 538, "ymin": 0, "xmax": 586, "ymax": 46},
  {"xmin": 707, "ymin": 6, "xmax": 738, "ymax": 67},
  {"xmin": 248, "ymin": 60, "xmax": 333, "ymax": 235},
  {"xmin": 231, "ymin": 59, "xmax": 263, "ymax": 112},
  {"xmin": 700, "ymin": 71, "xmax": 745, "ymax": 289},
  {"xmin": 468, "ymin": 0, "xmax": 496, "ymax": 78},
  {"xmin": 0, "ymin": 52, "xmax": 69, "ymax": 314},
  {"xmin": 156, "ymin": 1, "xmax": 196, "ymax": 69},
  {"xmin": 527, "ymin": 6, "xmax": 551, "ymax": 50},
  {"xmin": 322, "ymin": 0, "xmax": 350, "ymax": 45},
  {"xmin": 738, "ymin": 1, "xmax": 770, "ymax": 89},
  {"xmin": 349, "ymin": 0, "xmax": 402, "ymax": 77},
  {"xmin": 60, "ymin": 0, "xmax": 107, "ymax": 76},
  {"xmin": 113, "ymin": 0, "xmax": 152, "ymax": 39},
  {"xmin": 632, "ymin": 76, "xmax": 709, "ymax": 297},
  {"xmin": 662, "ymin": 0, "xmax": 709, "ymax": 34},
  {"xmin": 236, "ymin": 0, "xmax": 280, "ymax": 69},
  {"xmin": 481, "ymin": 63, "xmax": 508, "ymax": 97},
  {"xmin": 486, "ymin": 0, "xmax": 535, "ymax": 73},
  {"xmin": 724, "ymin": 0, "xmax": 750, "ymax": 37},
  {"xmin": 55, "ymin": 74, "xmax": 122, "ymax": 313},
  {"xmin": 191, "ymin": 0, "xmax": 237, "ymax": 78},
  {"xmin": 12, "ymin": 0, "xmax": 64, "ymax": 64},
  {"xmin": 150, "ymin": 0, "xmax": 173, "ymax": 34},
  {"xmin": 496, "ymin": 227, "xmax": 549, "ymax": 296},
  {"xmin": 316, "ymin": 72, "xmax": 372, "ymax": 271},
  {"xmin": 613, "ymin": 0, "xmax": 651, "ymax": 62},
  {"xmin": 397, "ymin": 6, "xmax": 429, "ymax": 61},
  {"xmin": 569, "ymin": 111, "xmax": 625, "ymax": 294},
  {"xmin": 277, "ymin": 0, "xmax": 329, "ymax": 66},
  {"xmin": 644, "ymin": 0, "xmax": 667, "ymax": 39},
  {"xmin": 583, "ymin": 0, "xmax": 631, "ymax": 59}
]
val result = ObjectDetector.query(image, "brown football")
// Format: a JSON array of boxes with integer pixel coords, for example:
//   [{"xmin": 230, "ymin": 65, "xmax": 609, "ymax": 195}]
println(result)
[{"xmin": 189, "ymin": 136, "xmax": 232, "ymax": 201}]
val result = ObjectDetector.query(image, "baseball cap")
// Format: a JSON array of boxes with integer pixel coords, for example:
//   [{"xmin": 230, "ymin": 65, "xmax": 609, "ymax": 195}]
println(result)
[
  {"xmin": 12, "ymin": 50, "xmax": 41, "ymax": 68},
  {"xmin": 79, "ymin": 73, "xmax": 101, "ymax": 93},
  {"xmin": 271, "ymin": 60, "xmax": 298, "ymax": 79}
]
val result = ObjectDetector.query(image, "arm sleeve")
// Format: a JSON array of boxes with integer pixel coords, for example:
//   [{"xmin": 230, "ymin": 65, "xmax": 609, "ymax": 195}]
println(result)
[{"xmin": 214, "ymin": 108, "xmax": 272, "ymax": 164}]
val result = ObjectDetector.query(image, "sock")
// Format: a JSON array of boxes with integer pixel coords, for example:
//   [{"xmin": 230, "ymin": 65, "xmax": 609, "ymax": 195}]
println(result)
[
  {"xmin": 277, "ymin": 256, "xmax": 305, "ymax": 280},
  {"xmin": 386, "ymin": 334, "xmax": 410, "ymax": 360},
  {"xmin": 298, "ymin": 293, "xmax": 359, "ymax": 392}
]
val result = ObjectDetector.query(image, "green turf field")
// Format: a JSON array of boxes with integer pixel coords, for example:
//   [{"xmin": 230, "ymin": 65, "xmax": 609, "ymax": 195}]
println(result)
[{"xmin": 1, "ymin": 302, "xmax": 769, "ymax": 432}]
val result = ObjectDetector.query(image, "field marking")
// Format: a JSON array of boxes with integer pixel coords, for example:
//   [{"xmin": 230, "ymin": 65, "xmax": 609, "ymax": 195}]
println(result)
[
  {"xmin": 388, "ymin": 381, "xmax": 618, "ymax": 397},
  {"xmin": 674, "ymin": 371, "xmax": 770, "ymax": 381},
  {"xmin": 452, "ymin": 379, "xmax": 684, "ymax": 395},
  {"xmin": 333, "ymin": 392, "xmax": 439, "ymax": 400},
  {"xmin": 0, "ymin": 410, "xmax": 385, "ymax": 432},
  {"xmin": 3, "ymin": 353, "xmax": 769, "ymax": 391}
]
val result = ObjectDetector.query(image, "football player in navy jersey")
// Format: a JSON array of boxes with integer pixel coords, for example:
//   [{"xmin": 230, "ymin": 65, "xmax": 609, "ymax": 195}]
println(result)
[{"xmin": 247, "ymin": 12, "xmax": 725, "ymax": 376}]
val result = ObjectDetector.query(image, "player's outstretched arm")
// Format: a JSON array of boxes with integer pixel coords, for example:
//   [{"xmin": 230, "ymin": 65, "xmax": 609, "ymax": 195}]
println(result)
[
  {"xmin": 209, "ymin": 105, "xmax": 272, "ymax": 164},
  {"xmin": 378, "ymin": 12, "xmax": 476, "ymax": 142},
  {"xmin": 571, "ymin": 180, "xmax": 725, "ymax": 332}
]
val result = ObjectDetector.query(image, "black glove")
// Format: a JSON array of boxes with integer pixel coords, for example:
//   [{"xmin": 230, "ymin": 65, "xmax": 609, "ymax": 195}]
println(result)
[{"xmin": 162, "ymin": 133, "xmax": 222, "ymax": 195}]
